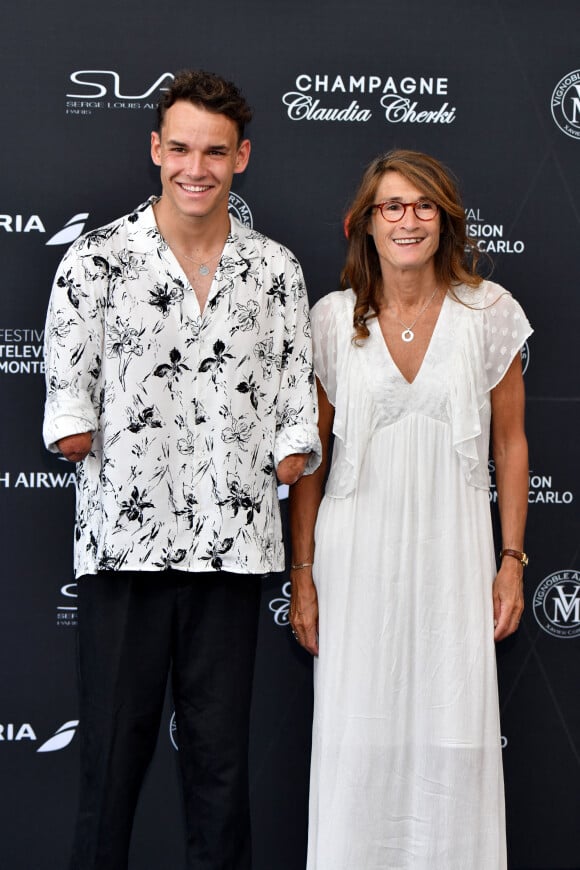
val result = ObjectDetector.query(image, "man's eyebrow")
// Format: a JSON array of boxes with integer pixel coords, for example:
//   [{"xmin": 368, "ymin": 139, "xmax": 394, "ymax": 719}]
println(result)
[{"xmin": 165, "ymin": 138, "xmax": 231, "ymax": 151}]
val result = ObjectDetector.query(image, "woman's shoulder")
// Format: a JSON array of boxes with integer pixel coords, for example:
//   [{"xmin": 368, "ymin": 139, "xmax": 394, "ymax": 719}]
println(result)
[
  {"xmin": 311, "ymin": 289, "xmax": 355, "ymax": 332},
  {"xmin": 450, "ymin": 280, "xmax": 532, "ymax": 364},
  {"xmin": 452, "ymin": 279, "xmax": 513, "ymax": 308},
  {"xmin": 311, "ymin": 288, "xmax": 355, "ymax": 315}
]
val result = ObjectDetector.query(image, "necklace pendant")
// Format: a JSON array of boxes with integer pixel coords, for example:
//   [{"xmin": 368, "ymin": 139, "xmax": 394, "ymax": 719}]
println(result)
[
  {"xmin": 401, "ymin": 328, "xmax": 414, "ymax": 342},
  {"xmin": 198, "ymin": 264, "xmax": 210, "ymax": 276}
]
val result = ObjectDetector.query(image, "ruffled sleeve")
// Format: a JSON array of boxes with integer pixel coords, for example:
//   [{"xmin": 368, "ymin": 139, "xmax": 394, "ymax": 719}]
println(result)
[
  {"xmin": 311, "ymin": 292, "xmax": 340, "ymax": 406},
  {"xmin": 448, "ymin": 281, "xmax": 533, "ymax": 490},
  {"xmin": 481, "ymin": 287, "xmax": 533, "ymax": 392},
  {"xmin": 311, "ymin": 290, "xmax": 375, "ymax": 498}
]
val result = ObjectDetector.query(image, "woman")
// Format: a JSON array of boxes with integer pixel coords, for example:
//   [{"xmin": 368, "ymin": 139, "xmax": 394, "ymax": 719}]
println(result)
[{"xmin": 289, "ymin": 150, "xmax": 531, "ymax": 869}]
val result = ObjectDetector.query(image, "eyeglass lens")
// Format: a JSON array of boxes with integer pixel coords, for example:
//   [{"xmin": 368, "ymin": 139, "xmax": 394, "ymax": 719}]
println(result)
[{"xmin": 379, "ymin": 201, "xmax": 437, "ymax": 221}]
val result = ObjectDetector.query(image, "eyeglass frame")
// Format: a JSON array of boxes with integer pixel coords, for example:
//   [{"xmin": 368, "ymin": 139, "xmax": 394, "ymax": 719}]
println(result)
[{"xmin": 370, "ymin": 199, "xmax": 439, "ymax": 222}]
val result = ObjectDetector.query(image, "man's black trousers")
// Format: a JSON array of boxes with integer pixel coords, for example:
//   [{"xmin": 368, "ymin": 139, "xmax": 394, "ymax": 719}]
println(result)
[{"xmin": 69, "ymin": 569, "xmax": 262, "ymax": 870}]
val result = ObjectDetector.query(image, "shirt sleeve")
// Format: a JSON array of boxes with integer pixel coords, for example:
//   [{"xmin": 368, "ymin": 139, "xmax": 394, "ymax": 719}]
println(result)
[
  {"xmin": 482, "ymin": 288, "xmax": 533, "ymax": 392},
  {"xmin": 272, "ymin": 254, "xmax": 322, "ymax": 475},
  {"xmin": 42, "ymin": 242, "xmax": 104, "ymax": 452}
]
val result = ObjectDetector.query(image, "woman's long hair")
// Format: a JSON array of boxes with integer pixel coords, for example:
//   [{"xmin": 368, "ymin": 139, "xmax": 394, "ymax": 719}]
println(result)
[{"xmin": 342, "ymin": 150, "xmax": 483, "ymax": 343}]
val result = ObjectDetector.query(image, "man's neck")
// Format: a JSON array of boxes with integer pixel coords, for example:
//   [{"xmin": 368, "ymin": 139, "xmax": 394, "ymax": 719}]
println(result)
[{"xmin": 152, "ymin": 197, "xmax": 231, "ymax": 257}]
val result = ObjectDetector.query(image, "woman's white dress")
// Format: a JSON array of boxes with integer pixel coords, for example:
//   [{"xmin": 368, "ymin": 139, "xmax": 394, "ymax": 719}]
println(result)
[{"xmin": 307, "ymin": 281, "xmax": 532, "ymax": 870}]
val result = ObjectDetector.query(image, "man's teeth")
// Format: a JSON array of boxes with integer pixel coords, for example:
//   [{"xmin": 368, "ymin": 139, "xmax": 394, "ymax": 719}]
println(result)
[{"xmin": 182, "ymin": 184, "xmax": 209, "ymax": 192}]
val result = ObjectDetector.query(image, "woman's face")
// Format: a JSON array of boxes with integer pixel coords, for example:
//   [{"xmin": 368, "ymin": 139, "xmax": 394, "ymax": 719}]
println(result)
[{"xmin": 367, "ymin": 171, "xmax": 441, "ymax": 279}]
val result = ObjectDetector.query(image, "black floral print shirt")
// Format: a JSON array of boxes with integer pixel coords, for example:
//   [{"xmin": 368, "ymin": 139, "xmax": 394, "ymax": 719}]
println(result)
[{"xmin": 43, "ymin": 198, "xmax": 321, "ymax": 577}]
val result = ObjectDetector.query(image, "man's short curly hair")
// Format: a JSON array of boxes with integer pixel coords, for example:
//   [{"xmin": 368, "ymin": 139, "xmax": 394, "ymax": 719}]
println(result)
[{"xmin": 157, "ymin": 69, "xmax": 253, "ymax": 141}]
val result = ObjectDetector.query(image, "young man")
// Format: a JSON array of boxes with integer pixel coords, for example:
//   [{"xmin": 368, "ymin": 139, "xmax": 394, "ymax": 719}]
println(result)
[{"xmin": 43, "ymin": 69, "xmax": 320, "ymax": 870}]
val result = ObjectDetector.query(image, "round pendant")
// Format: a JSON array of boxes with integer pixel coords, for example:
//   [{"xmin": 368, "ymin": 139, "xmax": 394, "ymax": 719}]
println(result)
[
  {"xmin": 401, "ymin": 328, "xmax": 414, "ymax": 342},
  {"xmin": 198, "ymin": 264, "xmax": 210, "ymax": 276}
]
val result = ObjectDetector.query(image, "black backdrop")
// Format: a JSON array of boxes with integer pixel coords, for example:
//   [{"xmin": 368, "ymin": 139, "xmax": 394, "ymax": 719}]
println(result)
[{"xmin": 1, "ymin": 1, "xmax": 579, "ymax": 868}]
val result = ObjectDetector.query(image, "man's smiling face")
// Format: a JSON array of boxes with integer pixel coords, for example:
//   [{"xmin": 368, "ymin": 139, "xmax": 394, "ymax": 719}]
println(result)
[{"xmin": 151, "ymin": 100, "xmax": 250, "ymax": 225}]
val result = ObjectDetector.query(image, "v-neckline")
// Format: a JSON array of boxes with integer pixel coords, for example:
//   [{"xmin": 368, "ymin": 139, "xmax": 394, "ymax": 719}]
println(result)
[
  {"xmin": 372, "ymin": 292, "xmax": 448, "ymax": 385},
  {"xmin": 152, "ymin": 207, "xmax": 232, "ymax": 316}
]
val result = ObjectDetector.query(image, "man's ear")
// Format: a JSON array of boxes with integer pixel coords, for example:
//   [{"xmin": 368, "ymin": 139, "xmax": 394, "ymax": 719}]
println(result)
[
  {"xmin": 151, "ymin": 131, "xmax": 162, "ymax": 167},
  {"xmin": 234, "ymin": 139, "xmax": 251, "ymax": 174}
]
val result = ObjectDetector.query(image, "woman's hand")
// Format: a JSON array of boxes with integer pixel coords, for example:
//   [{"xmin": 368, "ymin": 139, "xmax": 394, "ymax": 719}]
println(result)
[
  {"xmin": 288, "ymin": 378, "xmax": 334, "ymax": 658},
  {"xmin": 492, "ymin": 559, "xmax": 524, "ymax": 641},
  {"xmin": 289, "ymin": 568, "xmax": 319, "ymax": 656}
]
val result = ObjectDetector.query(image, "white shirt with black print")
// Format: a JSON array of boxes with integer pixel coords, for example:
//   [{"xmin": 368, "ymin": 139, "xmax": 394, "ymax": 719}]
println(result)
[{"xmin": 43, "ymin": 198, "xmax": 321, "ymax": 577}]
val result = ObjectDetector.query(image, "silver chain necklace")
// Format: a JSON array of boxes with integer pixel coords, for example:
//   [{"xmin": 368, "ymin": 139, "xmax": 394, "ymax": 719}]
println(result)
[
  {"xmin": 181, "ymin": 247, "xmax": 223, "ymax": 276},
  {"xmin": 395, "ymin": 287, "xmax": 439, "ymax": 342}
]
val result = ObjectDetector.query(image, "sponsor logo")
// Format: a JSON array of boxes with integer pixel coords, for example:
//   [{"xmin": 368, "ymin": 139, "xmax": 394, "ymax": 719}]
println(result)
[
  {"xmin": 465, "ymin": 207, "xmax": 525, "ymax": 255},
  {"xmin": 488, "ymin": 464, "xmax": 574, "ymax": 505},
  {"xmin": 551, "ymin": 70, "xmax": 580, "ymax": 140},
  {"xmin": 0, "ymin": 723, "xmax": 37, "ymax": 742},
  {"xmin": 0, "ymin": 213, "xmax": 89, "ymax": 246},
  {"xmin": 0, "ymin": 720, "xmax": 78, "ymax": 751},
  {"xmin": 228, "ymin": 192, "xmax": 253, "ymax": 228},
  {"xmin": 65, "ymin": 70, "xmax": 173, "ymax": 114},
  {"xmin": 37, "ymin": 721, "xmax": 79, "ymax": 752},
  {"xmin": 0, "ymin": 328, "xmax": 45, "ymax": 375},
  {"xmin": 46, "ymin": 214, "xmax": 90, "ymax": 246},
  {"xmin": 0, "ymin": 470, "xmax": 76, "ymax": 487},
  {"xmin": 169, "ymin": 711, "xmax": 178, "ymax": 750},
  {"xmin": 57, "ymin": 581, "xmax": 78, "ymax": 628},
  {"xmin": 268, "ymin": 580, "xmax": 291, "ymax": 626},
  {"xmin": 0, "ymin": 214, "xmax": 45, "ymax": 233},
  {"xmin": 533, "ymin": 570, "xmax": 580, "ymax": 638},
  {"xmin": 520, "ymin": 340, "xmax": 530, "ymax": 375},
  {"xmin": 282, "ymin": 73, "xmax": 456, "ymax": 125}
]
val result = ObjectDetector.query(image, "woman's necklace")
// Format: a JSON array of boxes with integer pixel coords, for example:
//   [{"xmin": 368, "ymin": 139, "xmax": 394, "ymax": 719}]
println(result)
[
  {"xmin": 395, "ymin": 287, "xmax": 439, "ymax": 342},
  {"xmin": 181, "ymin": 246, "xmax": 224, "ymax": 276}
]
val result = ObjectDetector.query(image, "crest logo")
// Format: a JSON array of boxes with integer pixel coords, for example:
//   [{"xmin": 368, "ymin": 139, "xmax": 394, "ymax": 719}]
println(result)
[
  {"xmin": 551, "ymin": 70, "xmax": 580, "ymax": 140},
  {"xmin": 520, "ymin": 340, "xmax": 530, "ymax": 375},
  {"xmin": 228, "ymin": 192, "xmax": 253, "ymax": 228},
  {"xmin": 169, "ymin": 711, "xmax": 179, "ymax": 750},
  {"xmin": 533, "ymin": 570, "xmax": 580, "ymax": 638}
]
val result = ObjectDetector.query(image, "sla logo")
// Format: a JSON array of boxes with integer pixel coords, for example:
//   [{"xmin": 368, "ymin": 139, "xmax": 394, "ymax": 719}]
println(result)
[
  {"xmin": 0, "ymin": 720, "xmax": 78, "ymax": 752},
  {"xmin": 66, "ymin": 71, "xmax": 173, "ymax": 114},
  {"xmin": 67, "ymin": 71, "xmax": 173, "ymax": 100},
  {"xmin": 551, "ymin": 70, "xmax": 580, "ymax": 140},
  {"xmin": 533, "ymin": 570, "xmax": 580, "ymax": 638},
  {"xmin": 57, "ymin": 581, "xmax": 78, "ymax": 628},
  {"xmin": 0, "ymin": 212, "xmax": 89, "ymax": 245}
]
